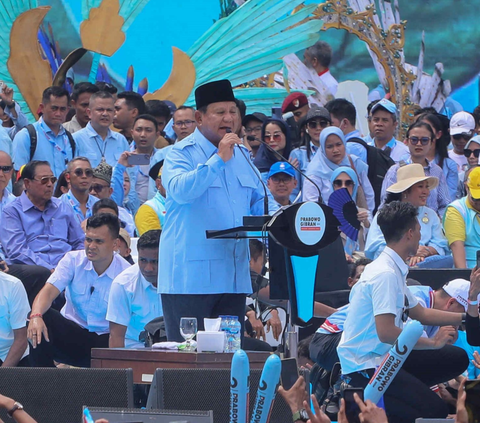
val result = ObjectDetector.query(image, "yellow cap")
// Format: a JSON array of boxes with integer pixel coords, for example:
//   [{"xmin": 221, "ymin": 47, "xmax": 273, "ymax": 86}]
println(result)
[{"xmin": 467, "ymin": 167, "xmax": 480, "ymax": 199}]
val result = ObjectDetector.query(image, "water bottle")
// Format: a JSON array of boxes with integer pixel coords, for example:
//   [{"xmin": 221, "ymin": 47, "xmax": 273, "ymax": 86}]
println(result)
[
  {"xmin": 220, "ymin": 315, "xmax": 229, "ymax": 353},
  {"xmin": 230, "ymin": 316, "xmax": 242, "ymax": 352}
]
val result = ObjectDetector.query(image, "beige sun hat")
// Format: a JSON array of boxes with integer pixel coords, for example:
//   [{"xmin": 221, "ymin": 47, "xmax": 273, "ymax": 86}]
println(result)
[{"xmin": 386, "ymin": 163, "xmax": 439, "ymax": 194}]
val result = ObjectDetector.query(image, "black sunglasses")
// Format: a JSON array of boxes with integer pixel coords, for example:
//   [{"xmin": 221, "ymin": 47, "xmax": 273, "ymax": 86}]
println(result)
[
  {"xmin": 307, "ymin": 120, "xmax": 329, "ymax": 129},
  {"xmin": 453, "ymin": 134, "xmax": 473, "ymax": 141},
  {"xmin": 71, "ymin": 168, "xmax": 94, "ymax": 178},
  {"xmin": 90, "ymin": 183, "xmax": 109, "ymax": 193},
  {"xmin": 464, "ymin": 149, "xmax": 480, "ymax": 158},
  {"xmin": 408, "ymin": 136, "xmax": 431, "ymax": 146},
  {"xmin": 333, "ymin": 179, "xmax": 354, "ymax": 188},
  {"xmin": 0, "ymin": 166, "xmax": 13, "ymax": 173}
]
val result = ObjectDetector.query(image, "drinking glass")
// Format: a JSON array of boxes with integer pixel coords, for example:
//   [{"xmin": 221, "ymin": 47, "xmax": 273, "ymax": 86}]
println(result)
[{"xmin": 180, "ymin": 317, "xmax": 198, "ymax": 351}]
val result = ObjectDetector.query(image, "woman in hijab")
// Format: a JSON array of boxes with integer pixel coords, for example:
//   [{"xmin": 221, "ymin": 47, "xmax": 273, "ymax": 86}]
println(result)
[
  {"xmin": 329, "ymin": 166, "xmax": 370, "ymax": 261},
  {"xmin": 253, "ymin": 118, "xmax": 292, "ymax": 183},
  {"xmin": 303, "ymin": 126, "xmax": 375, "ymax": 213}
]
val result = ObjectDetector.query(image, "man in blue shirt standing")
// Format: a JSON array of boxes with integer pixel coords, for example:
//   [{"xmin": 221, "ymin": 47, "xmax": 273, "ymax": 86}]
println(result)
[
  {"xmin": 74, "ymin": 91, "xmax": 130, "ymax": 168},
  {"xmin": 159, "ymin": 79, "xmax": 265, "ymax": 341},
  {"xmin": 12, "ymin": 86, "xmax": 73, "ymax": 178}
]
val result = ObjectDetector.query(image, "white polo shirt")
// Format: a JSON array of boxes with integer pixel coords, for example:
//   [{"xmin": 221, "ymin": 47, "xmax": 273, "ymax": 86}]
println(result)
[
  {"xmin": 337, "ymin": 247, "xmax": 418, "ymax": 375},
  {"xmin": 48, "ymin": 250, "xmax": 131, "ymax": 334},
  {"xmin": 0, "ymin": 272, "xmax": 30, "ymax": 361},
  {"xmin": 106, "ymin": 264, "xmax": 163, "ymax": 348}
]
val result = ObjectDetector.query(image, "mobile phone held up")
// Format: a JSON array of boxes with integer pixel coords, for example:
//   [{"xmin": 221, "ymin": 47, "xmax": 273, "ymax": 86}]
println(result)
[
  {"xmin": 127, "ymin": 154, "xmax": 150, "ymax": 166},
  {"xmin": 343, "ymin": 387, "xmax": 364, "ymax": 423},
  {"xmin": 476, "ymin": 250, "xmax": 480, "ymax": 269},
  {"xmin": 280, "ymin": 357, "xmax": 299, "ymax": 391}
]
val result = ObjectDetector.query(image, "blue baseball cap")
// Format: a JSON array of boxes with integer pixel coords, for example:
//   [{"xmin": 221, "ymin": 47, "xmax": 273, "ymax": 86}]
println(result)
[
  {"xmin": 371, "ymin": 98, "xmax": 397, "ymax": 116},
  {"xmin": 268, "ymin": 162, "xmax": 296, "ymax": 179}
]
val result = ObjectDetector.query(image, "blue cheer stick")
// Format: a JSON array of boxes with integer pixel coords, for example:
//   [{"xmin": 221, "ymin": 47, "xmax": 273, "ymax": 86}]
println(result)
[
  {"xmin": 250, "ymin": 354, "xmax": 281, "ymax": 423},
  {"xmin": 364, "ymin": 320, "xmax": 423, "ymax": 405},
  {"xmin": 230, "ymin": 349, "xmax": 250, "ymax": 423}
]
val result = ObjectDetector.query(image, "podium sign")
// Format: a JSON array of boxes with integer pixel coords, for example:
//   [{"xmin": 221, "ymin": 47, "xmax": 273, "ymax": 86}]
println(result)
[{"xmin": 268, "ymin": 202, "xmax": 340, "ymax": 326}]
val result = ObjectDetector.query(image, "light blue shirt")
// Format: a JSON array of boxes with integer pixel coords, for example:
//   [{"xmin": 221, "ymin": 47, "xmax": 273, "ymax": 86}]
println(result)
[
  {"xmin": 289, "ymin": 143, "xmax": 318, "ymax": 202},
  {"xmin": 0, "ymin": 272, "xmax": 30, "ymax": 361},
  {"xmin": 74, "ymin": 122, "xmax": 130, "ymax": 169},
  {"xmin": 119, "ymin": 206, "xmax": 135, "ymax": 237},
  {"xmin": 48, "ymin": 250, "xmax": 130, "ymax": 334},
  {"xmin": 60, "ymin": 190, "xmax": 99, "ymax": 224},
  {"xmin": 0, "ymin": 189, "xmax": 16, "ymax": 260},
  {"xmin": 106, "ymin": 264, "xmax": 163, "ymax": 348},
  {"xmin": 0, "ymin": 192, "xmax": 85, "ymax": 269},
  {"xmin": 347, "ymin": 134, "xmax": 410, "ymax": 164},
  {"xmin": 12, "ymin": 117, "xmax": 74, "ymax": 177},
  {"xmin": 158, "ymin": 128, "xmax": 265, "ymax": 295},
  {"xmin": 365, "ymin": 206, "xmax": 448, "ymax": 260},
  {"xmin": 0, "ymin": 127, "xmax": 12, "ymax": 156},
  {"xmin": 4, "ymin": 102, "xmax": 29, "ymax": 140}
]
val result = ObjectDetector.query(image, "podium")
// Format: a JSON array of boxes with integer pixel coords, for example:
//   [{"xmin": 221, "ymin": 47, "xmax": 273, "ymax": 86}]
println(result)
[{"xmin": 207, "ymin": 201, "xmax": 348, "ymax": 357}]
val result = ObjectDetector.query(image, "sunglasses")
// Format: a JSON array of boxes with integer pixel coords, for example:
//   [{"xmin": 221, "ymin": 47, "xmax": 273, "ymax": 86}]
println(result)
[
  {"xmin": 264, "ymin": 133, "xmax": 283, "ymax": 142},
  {"xmin": 333, "ymin": 179, "xmax": 354, "ymax": 188},
  {"xmin": 90, "ymin": 184, "xmax": 110, "ymax": 193},
  {"xmin": 0, "ymin": 166, "xmax": 13, "ymax": 173},
  {"xmin": 408, "ymin": 136, "xmax": 431, "ymax": 146},
  {"xmin": 307, "ymin": 120, "xmax": 329, "ymax": 129},
  {"xmin": 270, "ymin": 175, "xmax": 293, "ymax": 184},
  {"xmin": 453, "ymin": 134, "xmax": 473, "ymax": 141},
  {"xmin": 71, "ymin": 168, "xmax": 94, "ymax": 178},
  {"xmin": 464, "ymin": 149, "xmax": 480, "ymax": 158},
  {"xmin": 32, "ymin": 176, "xmax": 57, "ymax": 185}
]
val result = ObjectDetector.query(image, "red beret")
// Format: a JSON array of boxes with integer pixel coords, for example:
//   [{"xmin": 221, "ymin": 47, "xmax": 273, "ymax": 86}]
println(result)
[{"xmin": 281, "ymin": 92, "xmax": 308, "ymax": 113}]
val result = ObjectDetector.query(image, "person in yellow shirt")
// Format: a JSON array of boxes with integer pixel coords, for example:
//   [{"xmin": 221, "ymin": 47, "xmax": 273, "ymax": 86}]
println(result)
[
  {"xmin": 444, "ymin": 165, "xmax": 480, "ymax": 268},
  {"xmin": 135, "ymin": 160, "xmax": 166, "ymax": 236}
]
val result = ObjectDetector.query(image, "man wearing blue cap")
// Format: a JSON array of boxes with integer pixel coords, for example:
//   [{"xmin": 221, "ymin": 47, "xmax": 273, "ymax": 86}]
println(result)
[
  {"xmin": 368, "ymin": 98, "xmax": 410, "ymax": 163},
  {"xmin": 158, "ymin": 79, "xmax": 265, "ymax": 342},
  {"xmin": 267, "ymin": 161, "xmax": 297, "ymax": 214}
]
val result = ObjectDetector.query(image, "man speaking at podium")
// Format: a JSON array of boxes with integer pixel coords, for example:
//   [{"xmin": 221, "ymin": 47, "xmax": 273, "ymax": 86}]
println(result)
[{"xmin": 158, "ymin": 80, "xmax": 265, "ymax": 341}]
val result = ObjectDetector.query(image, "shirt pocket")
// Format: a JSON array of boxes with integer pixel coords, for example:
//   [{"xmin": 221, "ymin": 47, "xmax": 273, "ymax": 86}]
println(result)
[
  {"xmin": 236, "ymin": 172, "xmax": 257, "ymax": 210},
  {"xmin": 207, "ymin": 177, "xmax": 224, "ymax": 208}
]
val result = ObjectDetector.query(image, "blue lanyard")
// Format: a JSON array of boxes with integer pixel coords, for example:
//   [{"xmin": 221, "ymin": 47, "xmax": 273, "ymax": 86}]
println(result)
[{"xmin": 41, "ymin": 126, "xmax": 69, "ymax": 164}]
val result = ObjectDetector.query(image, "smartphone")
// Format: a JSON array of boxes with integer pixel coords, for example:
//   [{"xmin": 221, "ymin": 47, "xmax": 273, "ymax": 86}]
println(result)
[
  {"xmin": 0, "ymin": 81, "xmax": 4, "ymax": 93},
  {"xmin": 280, "ymin": 357, "xmax": 299, "ymax": 391},
  {"xmin": 127, "ymin": 154, "xmax": 150, "ymax": 166},
  {"xmin": 271, "ymin": 107, "xmax": 283, "ymax": 120},
  {"xmin": 465, "ymin": 379, "xmax": 480, "ymax": 423},
  {"xmin": 477, "ymin": 250, "xmax": 480, "ymax": 269},
  {"xmin": 343, "ymin": 387, "xmax": 364, "ymax": 423}
]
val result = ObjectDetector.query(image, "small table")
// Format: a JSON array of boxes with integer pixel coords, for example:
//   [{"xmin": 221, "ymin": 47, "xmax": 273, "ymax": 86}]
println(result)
[{"xmin": 91, "ymin": 348, "xmax": 271, "ymax": 384}]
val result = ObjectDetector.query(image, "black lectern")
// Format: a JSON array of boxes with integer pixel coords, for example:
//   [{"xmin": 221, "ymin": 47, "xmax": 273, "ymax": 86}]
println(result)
[{"xmin": 207, "ymin": 201, "xmax": 346, "ymax": 357}]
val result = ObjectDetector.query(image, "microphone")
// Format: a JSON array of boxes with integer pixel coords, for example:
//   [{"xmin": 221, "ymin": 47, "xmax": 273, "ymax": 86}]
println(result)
[
  {"xmin": 226, "ymin": 128, "xmax": 269, "ymax": 216},
  {"xmin": 256, "ymin": 138, "xmax": 323, "ymax": 203},
  {"xmin": 282, "ymin": 111, "xmax": 294, "ymax": 120}
]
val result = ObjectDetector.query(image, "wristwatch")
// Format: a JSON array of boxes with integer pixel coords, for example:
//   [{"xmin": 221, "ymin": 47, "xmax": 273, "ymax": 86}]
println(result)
[
  {"xmin": 7, "ymin": 401, "xmax": 23, "ymax": 417},
  {"xmin": 292, "ymin": 409, "xmax": 309, "ymax": 422}
]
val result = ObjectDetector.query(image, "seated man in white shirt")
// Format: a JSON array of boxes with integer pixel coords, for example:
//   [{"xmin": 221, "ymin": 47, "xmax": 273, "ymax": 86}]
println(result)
[
  {"xmin": 26, "ymin": 213, "xmax": 130, "ymax": 367},
  {"xmin": 107, "ymin": 230, "xmax": 162, "ymax": 348},
  {"xmin": 0, "ymin": 272, "xmax": 30, "ymax": 367},
  {"xmin": 337, "ymin": 201, "xmax": 468, "ymax": 423}
]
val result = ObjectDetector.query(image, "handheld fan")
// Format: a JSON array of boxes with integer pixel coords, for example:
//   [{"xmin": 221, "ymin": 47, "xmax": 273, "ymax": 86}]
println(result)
[{"xmin": 328, "ymin": 188, "xmax": 360, "ymax": 242}]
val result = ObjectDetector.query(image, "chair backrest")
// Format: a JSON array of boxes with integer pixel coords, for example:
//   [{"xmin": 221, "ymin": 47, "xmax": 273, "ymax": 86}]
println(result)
[
  {"xmin": 147, "ymin": 368, "xmax": 292, "ymax": 423},
  {"xmin": 0, "ymin": 367, "xmax": 134, "ymax": 423}
]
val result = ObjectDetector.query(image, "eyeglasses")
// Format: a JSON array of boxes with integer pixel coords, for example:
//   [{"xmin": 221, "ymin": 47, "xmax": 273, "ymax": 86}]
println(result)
[
  {"xmin": 408, "ymin": 136, "xmax": 431, "ymax": 146},
  {"xmin": 245, "ymin": 126, "xmax": 262, "ymax": 134},
  {"xmin": 0, "ymin": 166, "xmax": 13, "ymax": 173},
  {"xmin": 464, "ymin": 149, "xmax": 480, "ymax": 158},
  {"xmin": 264, "ymin": 133, "xmax": 283, "ymax": 142},
  {"xmin": 307, "ymin": 120, "xmax": 329, "ymax": 129},
  {"xmin": 333, "ymin": 179, "xmax": 354, "ymax": 188},
  {"xmin": 270, "ymin": 175, "xmax": 294, "ymax": 184},
  {"xmin": 453, "ymin": 133, "xmax": 473, "ymax": 141},
  {"xmin": 32, "ymin": 176, "xmax": 57, "ymax": 185},
  {"xmin": 90, "ymin": 184, "xmax": 110, "ymax": 193},
  {"xmin": 402, "ymin": 295, "xmax": 410, "ymax": 323},
  {"xmin": 71, "ymin": 168, "xmax": 93, "ymax": 178},
  {"xmin": 174, "ymin": 120, "xmax": 195, "ymax": 128}
]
